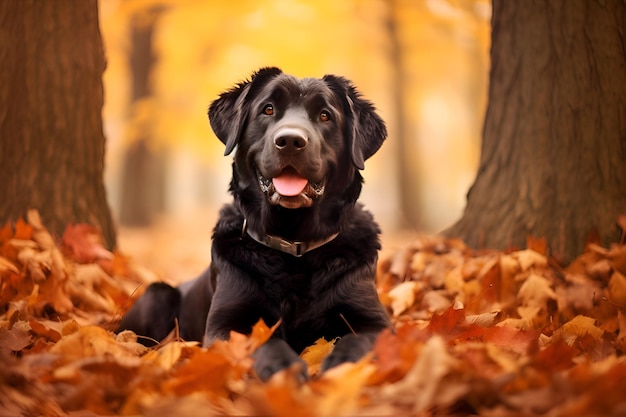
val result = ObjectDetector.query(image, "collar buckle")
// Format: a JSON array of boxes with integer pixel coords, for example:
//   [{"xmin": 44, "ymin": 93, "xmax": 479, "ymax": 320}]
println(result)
[
  {"xmin": 266, "ymin": 235, "xmax": 305, "ymax": 257},
  {"xmin": 243, "ymin": 219, "xmax": 338, "ymax": 257}
]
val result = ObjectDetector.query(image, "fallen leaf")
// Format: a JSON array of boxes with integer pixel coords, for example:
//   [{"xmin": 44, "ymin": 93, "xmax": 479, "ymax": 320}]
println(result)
[
  {"xmin": 0, "ymin": 256, "xmax": 18, "ymax": 274},
  {"xmin": 309, "ymin": 359, "xmax": 375, "ymax": 416},
  {"xmin": 480, "ymin": 325, "xmax": 539, "ymax": 355},
  {"xmin": 517, "ymin": 273, "xmax": 557, "ymax": 309},
  {"xmin": 422, "ymin": 290, "xmax": 454, "ymax": 313},
  {"xmin": 608, "ymin": 271, "xmax": 626, "ymax": 307},
  {"xmin": 50, "ymin": 326, "xmax": 144, "ymax": 362},
  {"xmin": 387, "ymin": 281, "xmax": 420, "ymax": 316},
  {"xmin": 553, "ymin": 315, "xmax": 604, "ymax": 346},
  {"xmin": 2, "ymin": 216, "xmax": 626, "ymax": 416},
  {"xmin": 533, "ymin": 339, "xmax": 577, "ymax": 371},
  {"xmin": 62, "ymin": 224, "xmax": 113, "ymax": 263},
  {"xmin": 513, "ymin": 249, "xmax": 548, "ymax": 271},
  {"xmin": 162, "ymin": 348, "xmax": 235, "ymax": 398},
  {"xmin": 369, "ymin": 325, "xmax": 427, "ymax": 385},
  {"xmin": 0, "ymin": 326, "xmax": 32, "ymax": 351},
  {"xmin": 300, "ymin": 337, "xmax": 336, "ymax": 375},
  {"xmin": 29, "ymin": 319, "xmax": 64, "ymax": 342},
  {"xmin": 426, "ymin": 302, "xmax": 466, "ymax": 340},
  {"xmin": 377, "ymin": 335, "xmax": 463, "ymax": 413},
  {"xmin": 142, "ymin": 341, "xmax": 187, "ymax": 370},
  {"xmin": 465, "ymin": 310, "xmax": 501, "ymax": 327},
  {"xmin": 13, "ymin": 218, "xmax": 33, "ymax": 240}
]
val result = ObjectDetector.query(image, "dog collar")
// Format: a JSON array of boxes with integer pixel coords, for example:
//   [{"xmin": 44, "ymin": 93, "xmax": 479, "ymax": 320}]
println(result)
[{"xmin": 242, "ymin": 219, "xmax": 339, "ymax": 257}]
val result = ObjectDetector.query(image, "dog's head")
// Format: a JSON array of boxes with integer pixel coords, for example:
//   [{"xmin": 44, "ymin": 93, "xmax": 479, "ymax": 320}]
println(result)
[{"xmin": 208, "ymin": 67, "xmax": 386, "ymax": 212}]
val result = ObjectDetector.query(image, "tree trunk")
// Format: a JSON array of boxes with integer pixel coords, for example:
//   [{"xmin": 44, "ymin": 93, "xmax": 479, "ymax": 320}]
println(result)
[
  {"xmin": 118, "ymin": 9, "xmax": 166, "ymax": 227},
  {"xmin": 0, "ymin": 0, "xmax": 116, "ymax": 248},
  {"xmin": 444, "ymin": 0, "xmax": 626, "ymax": 263},
  {"xmin": 386, "ymin": 0, "xmax": 418, "ymax": 229}
]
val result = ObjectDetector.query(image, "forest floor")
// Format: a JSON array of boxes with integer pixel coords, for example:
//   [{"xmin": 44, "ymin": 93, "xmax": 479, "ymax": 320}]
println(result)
[{"xmin": 1, "ymin": 210, "xmax": 626, "ymax": 416}]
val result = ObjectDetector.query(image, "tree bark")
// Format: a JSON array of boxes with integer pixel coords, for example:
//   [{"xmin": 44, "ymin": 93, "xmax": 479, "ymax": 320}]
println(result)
[
  {"xmin": 444, "ymin": 0, "xmax": 626, "ymax": 263},
  {"xmin": 0, "ymin": 0, "xmax": 116, "ymax": 248}
]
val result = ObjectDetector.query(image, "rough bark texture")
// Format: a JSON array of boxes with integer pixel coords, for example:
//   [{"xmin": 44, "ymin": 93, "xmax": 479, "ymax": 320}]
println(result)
[
  {"xmin": 0, "ymin": 0, "xmax": 116, "ymax": 248},
  {"xmin": 445, "ymin": 0, "xmax": 626, "ymax": 263}
]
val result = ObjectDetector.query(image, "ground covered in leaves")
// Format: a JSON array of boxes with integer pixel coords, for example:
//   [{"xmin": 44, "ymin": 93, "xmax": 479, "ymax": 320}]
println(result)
[{"xmin": 1, "ymin": 211, "xmax": 626, "ymax": 416}]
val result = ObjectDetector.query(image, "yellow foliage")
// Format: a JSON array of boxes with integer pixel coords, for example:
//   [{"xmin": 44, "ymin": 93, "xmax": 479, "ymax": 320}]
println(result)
[{"xmin": 99, "ymin": 0, "xmax": 490, "ymax": 159}]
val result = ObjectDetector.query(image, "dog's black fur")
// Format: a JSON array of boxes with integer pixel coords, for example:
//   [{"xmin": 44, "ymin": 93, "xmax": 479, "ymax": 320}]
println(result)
[{"xmin": 117, "ymin": 67, "xmax": 391, "ymax": 381}]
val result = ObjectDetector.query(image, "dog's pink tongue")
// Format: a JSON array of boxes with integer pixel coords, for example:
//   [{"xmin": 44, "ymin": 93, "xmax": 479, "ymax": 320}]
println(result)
[{"xmin": 272, "ymin": 169, "xmax": 308, "ymax": 196}]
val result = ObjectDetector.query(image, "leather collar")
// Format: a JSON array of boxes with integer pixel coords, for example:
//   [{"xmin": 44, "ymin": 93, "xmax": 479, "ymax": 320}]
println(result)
[{"xmin": 242, "ymin": 219, "xmax": 339, "ymax": 257}]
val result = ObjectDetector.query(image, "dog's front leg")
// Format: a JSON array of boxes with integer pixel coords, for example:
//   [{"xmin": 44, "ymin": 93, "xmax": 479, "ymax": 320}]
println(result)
[
  {"xmin": 320, "ymin": 332, "xmax": 377, "ymax": 372},
  {"xmin": 116, "ymin": 282, "xmax": 181, "ymax": 346},
  {"xmin": 253, "ymin": 338, "xmax": 308, "ymax": 383}
]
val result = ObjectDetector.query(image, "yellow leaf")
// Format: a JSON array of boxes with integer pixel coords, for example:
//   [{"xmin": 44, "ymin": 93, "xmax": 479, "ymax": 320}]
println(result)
[
  {"xmin": 608, "ymin": 271, "xmax": 626, "ymax": 306},
  {"xmin": 300, "ymin": 337, "xmax": 337, "ymax": 376},
  {"xmin": 311, "ymin": 359, "xmax": 375, "ymax": 416},
  {"xmin": 51, "ymin": 325, "xmax": 145, "ymax": 362},
  {"xmin": 142, "ymin": 340, "xmax": 186, "ymax": 370},
  {"xmin": 553, "ymin": 315, "xmax": 604, "ymax": 346}
]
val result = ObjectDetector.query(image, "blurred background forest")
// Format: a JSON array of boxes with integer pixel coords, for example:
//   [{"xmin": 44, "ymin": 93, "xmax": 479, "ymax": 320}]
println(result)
[{"xmin": 98, "ymin": 0, "xmax": 491, "ymax": 280}]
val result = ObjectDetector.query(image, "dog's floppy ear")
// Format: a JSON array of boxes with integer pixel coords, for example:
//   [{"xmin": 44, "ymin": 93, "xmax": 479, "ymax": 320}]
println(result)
[
  {"xmin": 323, "ymin": 75, "xmax": 387, "ymax": 170},
  {"xmin": 209, "ymin": 67, "xmax": 283, "ymax": 156}
]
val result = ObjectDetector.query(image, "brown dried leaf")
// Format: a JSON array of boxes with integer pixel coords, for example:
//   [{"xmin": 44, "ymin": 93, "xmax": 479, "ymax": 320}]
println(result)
[
  {"xmin": 377, "ymin": 336, "xmax": 463, "ymax": 413},
  {"xmin": 29, "ymin": 319, "xmax": 64, "ymax": 342},
  {"xmin": 0, "ymin": 326, "xmax": 32, "ymax": 351}
]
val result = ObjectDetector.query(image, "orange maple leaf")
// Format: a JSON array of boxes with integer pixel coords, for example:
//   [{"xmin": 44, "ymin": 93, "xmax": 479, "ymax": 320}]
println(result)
[{"xmin": 426, "ymin": 303, "xmax": 466, "ymax": 340}]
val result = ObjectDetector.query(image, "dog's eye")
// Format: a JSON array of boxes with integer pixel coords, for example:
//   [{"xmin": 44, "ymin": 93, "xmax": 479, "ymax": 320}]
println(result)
[
  {"xmin": 263, "ymin": 104, "xmax": 274, "ymax": 116},
  {"xmin": 320, "ymin": 110, "xmax": 331, "ymax": 122}
]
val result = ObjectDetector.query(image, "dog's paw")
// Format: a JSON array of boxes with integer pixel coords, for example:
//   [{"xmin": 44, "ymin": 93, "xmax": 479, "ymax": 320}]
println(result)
[
  {"xmin": 116, "ymin": 282, "xmax": 181, "ymax": 346},
  {"xmin": 253, "ymin": 339, "xmax": 308, "ymax": 383},
  {"xmin": 321, "ymin": 333, "xmax": 373, "ymax": 372}
]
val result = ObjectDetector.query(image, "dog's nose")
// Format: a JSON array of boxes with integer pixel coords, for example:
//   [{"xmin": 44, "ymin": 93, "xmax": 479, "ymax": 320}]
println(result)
[{"xmin": 274, "ymin": 128, "xmax": 308, "ymax": 151}]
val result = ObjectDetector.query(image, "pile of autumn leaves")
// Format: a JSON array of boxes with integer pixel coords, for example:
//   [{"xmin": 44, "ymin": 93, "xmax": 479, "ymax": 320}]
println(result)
[{"xmin": 1, "ymin": 212, "xmax": 626, "ymax": 416}]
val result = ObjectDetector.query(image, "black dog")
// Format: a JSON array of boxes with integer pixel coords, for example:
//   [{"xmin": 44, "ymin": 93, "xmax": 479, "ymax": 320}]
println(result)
[{"xmin": 117, "ymin": 67, "xmax": 391, "ymax": 381}]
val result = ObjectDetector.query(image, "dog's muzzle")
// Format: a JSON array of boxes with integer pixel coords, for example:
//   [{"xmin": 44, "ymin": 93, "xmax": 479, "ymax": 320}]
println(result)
[{"xmin": 257, "ymin": 169, "xmax": 325, "ymax": 209}]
